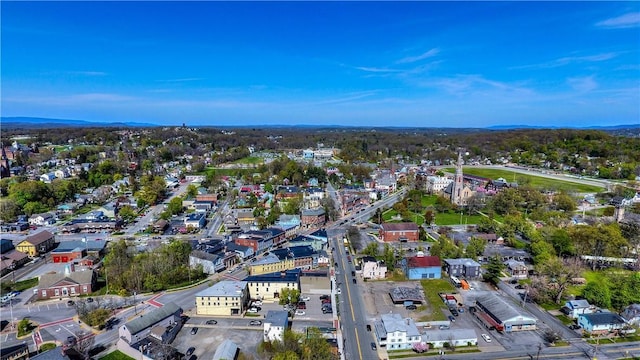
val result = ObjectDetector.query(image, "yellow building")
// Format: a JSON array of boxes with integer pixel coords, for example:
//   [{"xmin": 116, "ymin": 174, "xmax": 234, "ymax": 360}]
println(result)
[
  {"xmin": 195, "ymin": 281, "xmax": 248, "ymax": 316},
  {"xmin": 249, "ymin": 255, "xmax": 296, "ymax": 275},
  {"xmin": 245, "ymin": 269, "xmax": 301, "ymax": 302},
  {"xmin": 16, "ymin": 230, "xmax": 55, "ymax": 257}
]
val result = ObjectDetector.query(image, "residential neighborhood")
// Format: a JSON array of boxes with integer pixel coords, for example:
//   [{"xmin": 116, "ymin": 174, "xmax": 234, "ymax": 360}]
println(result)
[{"xmin": 1, "ymin": 125, "xmax": 639, "ymax": 360}]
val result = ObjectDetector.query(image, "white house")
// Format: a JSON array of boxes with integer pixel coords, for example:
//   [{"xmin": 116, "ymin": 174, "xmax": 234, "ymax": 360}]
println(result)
[
  {"xmin": 28, "ymin": 213, "xmax": 56, "ymax": 226},
  {"xmin": 422, "ymin": 329, "xmax": 477, "ymax": 348},
  {"xmin": 375, "ymin": 313, "xmax": 422, "ymax": 350},
  {"xmin": 54, "ymin": 169, "xmax": 70, "ymax": 179},
  {"xmin": 361, "ymin": 256, "xmax": 387, "ymax": 280},
  {"xmin": 264, "ymin": 310, "xmax": 289, "ymax": 342},
  {"xmin": 118, "ymin": 302, "xmax": 182, "ymax": 344},
  {"xmin": 563, "ymin": 300, "xmax": 596, "ymax": 319},
  {"xmin": 40, "ymin": 173, "xmax": 57, "ymax": 183},
  {"xmin": 621, "ymin": 304, "xmax": 640, "ymax": 326},
  {"xmin": 426, "ymin": 176, "xmax": 452, "ymax": 194}
]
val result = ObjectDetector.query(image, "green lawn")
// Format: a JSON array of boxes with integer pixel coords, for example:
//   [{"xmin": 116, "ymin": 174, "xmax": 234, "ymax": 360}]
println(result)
[
  {"xmin": 420, "ymin": 279, "xmax": 456, "ymax": 321},
  {"xmin": 98, "ymin": 351, "xmax": 135, "ymax": 360},
  {"xmin": 383, "ymin": 208, "xmax": 484, "ymax": 225},
  {"xmin": 233, "ymin": 156, "xmax": 263, "ymax": 165},
  {"xmin": 421, "ymin": 195, "xmax": 438, "ymax": 207},
  {"xmin": 442, "ymin": 167, "xmax": 604, "ymax": 193}
]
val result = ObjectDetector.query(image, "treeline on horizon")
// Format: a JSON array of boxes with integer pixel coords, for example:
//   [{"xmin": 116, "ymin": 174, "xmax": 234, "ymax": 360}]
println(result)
[{"xmin": 3, "ymin": 126, "xmax": 640, "ymax": 180}]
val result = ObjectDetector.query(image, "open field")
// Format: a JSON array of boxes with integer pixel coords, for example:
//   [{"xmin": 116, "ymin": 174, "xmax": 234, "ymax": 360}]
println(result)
[
  {"xmin": 383, "ymin": 208, "xmax": 485, "ymax": 225},
  {"xmin": 419, "ymin": 279, "xmax": 456, "ymax": 321},
  {"xmin": 233, "ymin": 156, "xmax": 263, "ymax": 165},
  {"xmin": 98, "ymin": 351, "xmax": 134, "ymax": 360},
  {"xmin": 443, "ymin": 167, "xmax": 604, "ymax": 193}
]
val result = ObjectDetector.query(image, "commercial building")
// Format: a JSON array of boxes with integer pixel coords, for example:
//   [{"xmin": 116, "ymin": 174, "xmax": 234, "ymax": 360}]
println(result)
[
  {"xmin": 195, "ymin": 281, "xmax": 249, "ymax": 316},
  {"xmin": 443, "ymin": 258, "xmax": 481, "ymax": 278},
  {"xmin": 16, "ymin": 230, "xmax": 55, "ymax": 257},
  {"xmin": 403, "ymin": 253, "xmax": 441, "ymax": 280},
  {"xmin": 474, "ymin": 294, "xmax": 537, "ymax": 332},
  {"xmin": 379, "ymin": 223, "xmax": 419, "ymax": 242},
  {"xmin": 245, "ymin": 269, "xmax": 301, "ymax": 302},
  {"xmin": 264, "ymin": 310, "xmax": 289, "ymax": 342},
  {"xmin": 374, "ymin": 313, "xmax": 422, "ymax": 350},
  {"xmin": 119, "ymin": 302, "xmax": 182, "ymax": 344}
]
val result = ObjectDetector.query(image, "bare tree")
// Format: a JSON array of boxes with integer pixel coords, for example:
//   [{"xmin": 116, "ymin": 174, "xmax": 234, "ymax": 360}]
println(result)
[{"xmin": 69, "ymin": 330, "xmax": 95, "ymax": 360}]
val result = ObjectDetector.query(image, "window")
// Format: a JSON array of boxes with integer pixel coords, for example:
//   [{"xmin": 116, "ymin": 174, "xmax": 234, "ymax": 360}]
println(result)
[
  {"xmin": 82, "ymin": 286, "xmax": 88, "ymax": 292},
  {"xmin": 70, "ymin": 287, "xmax": 76, "ymax": 294},
  {"xmin": 55, "ymin": 289, "xmax": 60, "ymax": 296},
  {"xmin": 42, "ymin": 290, "xmax": 47, "ymax": 297}
]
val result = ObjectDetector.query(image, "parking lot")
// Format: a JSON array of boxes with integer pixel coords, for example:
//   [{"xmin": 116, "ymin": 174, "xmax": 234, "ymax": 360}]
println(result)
[{"xmin": 173, "ymin": 322, "xmax": 263, "ymax": 359}]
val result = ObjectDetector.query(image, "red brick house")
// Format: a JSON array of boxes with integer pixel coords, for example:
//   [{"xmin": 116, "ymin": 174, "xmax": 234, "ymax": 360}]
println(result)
[
  {"xmin": 301, "ymin": 208, "xmax": 326, "ymax": 228},
  {"xmin": 379, "ymin": 222, "xmax": 419, "ymax": 242},
  {"xmin": 36, "ymin": 266, "xmax": 96, "ymax": 299}
]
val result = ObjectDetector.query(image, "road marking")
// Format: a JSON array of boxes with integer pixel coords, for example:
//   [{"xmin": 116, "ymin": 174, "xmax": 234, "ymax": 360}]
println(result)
[{"xmin": 354, "ymin": 327, "xmax": 363, "ymax": 360}]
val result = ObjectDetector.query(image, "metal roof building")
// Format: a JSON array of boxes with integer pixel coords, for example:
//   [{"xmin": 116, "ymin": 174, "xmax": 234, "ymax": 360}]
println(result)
[{"xmin": 475, "ymin": 293, "xmax": 537, "ymax": 332}]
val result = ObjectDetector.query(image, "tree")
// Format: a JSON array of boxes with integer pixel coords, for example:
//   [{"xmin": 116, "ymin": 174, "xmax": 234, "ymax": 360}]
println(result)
[
  {"xmin": 423, "ymin": 209, "xmax": 435, "ymax": 226},
  {"xmin": 429, "ymin": 236, "xmax": 462, "ymax": 260},
  {"xmin": 552, "ymin": 192, "xmax": 577, "ymax": 212},
  {"xmin": 118, "ymin": 205, "xmax": 137, "ymax": 223},
  {"xmin": 167, "ymin": 196, "xmax": 184, "ymax": 215},
  {"xmin": 483, "ymin": 255, "xmax": 504, "ymax": 285},
  {"xmin": 535, "ymin": 257, "xmax": 582, "ymax": 304},
  {"xmin": 465, "ymin": 237, "xmax": 487, "ymax": 259},
  {"xmin": 0, "ymin": 199, "xmax": 19, "ymax": 222},
  {"xmin": 278, "ymin": 288, "xmax": 300, "ymax": 305},
  {"xmin": 186, "ymin": 184, "xmax": 198, "ymax": 198},
  {"xmin": 362, "ymin": 242, "xmax": 379, "ymax": 257},
  {"xmin": 581, "ymin": 280, "xmax": 612, "ymax": 309}
]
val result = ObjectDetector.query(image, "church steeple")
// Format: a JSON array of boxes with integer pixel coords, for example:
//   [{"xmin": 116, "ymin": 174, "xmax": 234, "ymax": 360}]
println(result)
[
  {"xmin": 0, "ymin": 146, "xmax": 10, "ymax": 179},
  {"xmin": 451, "ymin": 151, "xmax": 464, "ymax": 206}
]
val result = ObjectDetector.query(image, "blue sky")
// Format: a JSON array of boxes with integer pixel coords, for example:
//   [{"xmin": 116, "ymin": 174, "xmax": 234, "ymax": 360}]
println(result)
[{"xmin": 2, "ymin": 1, "xmax": 639, "ymax": 127}]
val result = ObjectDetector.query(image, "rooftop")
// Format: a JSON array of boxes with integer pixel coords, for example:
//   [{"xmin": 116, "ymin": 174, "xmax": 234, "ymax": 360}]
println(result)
[
  {"xmin": 245, "ymin": 269, "xmax": 301, "ymax": 283},
  {"xmin": 381, "ymin": 222, "xmax": 419, "ymax": 232},
  {"xmin": 444, "ymin": 258, "xmax": 481, "ymax": 267},
  {"xmin": 265, "ymin": 310, "xmax": 289, "ymax": 328},
  {"xmin": 196, "ymin": 281, "xmax": 247, "ymax": 298},
  {"xmin": 122, "ymin": 302, "xmax": 182, "ymax": 336},
  {"xmin": 407, "ymin": 255, "xmax": 441, "ymax": 268},
  {"xmin": 380, "ymin": 313, "xmax": 421, "ymax": 337}
]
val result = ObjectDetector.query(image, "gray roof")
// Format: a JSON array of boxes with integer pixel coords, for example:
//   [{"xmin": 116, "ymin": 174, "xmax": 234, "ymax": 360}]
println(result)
[
  {"xmin": 252, "ymin": 253, "xmax": 280, "ymax": 266},
  {"xmin": 39, "ymin": 270, "xmax": 94, "ymax": 289},
  {"xmin": 265, "ymin": 310, "xmax": 289, "ymax": 328},
  {"xmin": 567, "ymin": 299, "xmax": 591, "ymax": 309},
  {"xmin": 123, "ymin": 302, "xmax": 182, "ymax": 336},
  {"xmin": 301, "ymin": 207, "xmax": 325, "ymax": 216},
  {"xmin": 196, "ymin": 281, "xmax": 247, "ymax": 298},
  {"xmin": 30, "ymin": 348, "xmax": 70, "ymax": 360},
  {"xmin": 422, "ymin": 329, "xmax": 477, "ymax": 342},
  {"xmin": 475, "ymin": 293, "xmax": 536, "ymax": 324},
  {"xmin": 380, "ymin": 313, "xmax": 421, "ymax": 337},
  {"xmin": 444, "ymin": 258, "xmax": 481, "ymax": 267},
  {"xmin": 212, "ymin": 339, "xmax": 239, "ymax": 360},
  {"xmin": 580, "ymin": 312, "xmax": 626, "ymax": 326}
]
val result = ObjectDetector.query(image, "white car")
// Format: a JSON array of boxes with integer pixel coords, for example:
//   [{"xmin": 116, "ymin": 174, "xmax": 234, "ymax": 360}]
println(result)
[
  {"xmin": 294, "ymin": 310, "xmax": 306, "ymax": 316},
  {"xmin": 252, "ymin": 301, "xmax": 263, "ymax": 307},
  {"xmin": 336, "ymin": 288, "xmax": 342, "ymax": 295},
  {"xmin": 481, "ymin": 334, "xmax": 491, "ymax": 343},
  {"xmin": 247, "ymin": 307, "xmax": 259, "ymax": 313},
  {"xmin": 301, "ymin": 296, "xmax": 310, "ymax": 301}
]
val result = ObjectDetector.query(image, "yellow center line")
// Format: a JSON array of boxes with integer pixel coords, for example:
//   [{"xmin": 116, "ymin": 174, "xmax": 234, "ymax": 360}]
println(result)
[{"xmin": 338, "ymin": 238, "xmax": 363, "ymax": 360}]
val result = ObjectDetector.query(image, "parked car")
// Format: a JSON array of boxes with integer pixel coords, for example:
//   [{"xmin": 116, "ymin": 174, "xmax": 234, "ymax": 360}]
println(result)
[
  {"xmin": 322, "ymin": 308, "xmax": 333, "ymax": 314},
  {"xmin": 321, "ymin": 298, "xmax": 331, "ymax": 304},
  {"xmin": 371, "ymin": 342, "xmax": 377, "ymax": 350},
  {"xmin": 297, "ymin": 303, "xmax": 306, "ymax": 310},
  {"xmin": 301, "ymin": 296, "xmax": 310, "ymax": 301},
  {"xmin": 320, "ymin": 295, "xmax": 330, "ymax": 300},
  {"xmin": 450, "ymin": 308, "xmax": 459, "ymax": 316},
  {"xmin": 205, "ymin": 320, "xmax": 217, "ymax": 325},
  {"xmin": 439, "ymin": 325, "xmax": 450, "ymax": 330},
  {"xmin": 186, "ymin": 347, "xmax": 195, "ymax": 357},
  {"xmin": 336, "ymin": 288, "xmax": 342, "ymax": 295},
  {"xmin": 352, "ymin": 278, "xmax": 357, "ymax": 284},
  {"xmin": 448, "ymin": 315, "xmax": 456, "ymax": 322},
  {"xmin": 249, "ymin": 320, "xmax": 262, "ymax": 326},
  {"xmin": 247, "ymin": 307, "xmax": 259, "ymax": 313},
  {"xmin": 481, "ymin": 333, "xmax": 491, "ymax": 342},
  {"xmin": 366, "ymin": 324, "xmax": 372, "ymax": 331},
  {"xmin": 86, "ymin": 297, "xmax": 94, "ymax": 303},
  {"xmin": 67, "ymin": 300, "xmax": 75, "ymax": 306},
  {"xmin": 190, "ymin": 327, "xmax": 198, "ymax": 335},
  {"xmin": 252, "ymin": 301, "xmax": 263, "ymax": 307},
  {"xmin": 406, "ymin": 305, "xmax": 417, "ymax": 310},
  {"xmin": 569, "ymin": 324, "xmax": 582, "ymax": 330},
  {"xmin": 294, "ymin": 310, "xmax": 306, "ymax": 316}
]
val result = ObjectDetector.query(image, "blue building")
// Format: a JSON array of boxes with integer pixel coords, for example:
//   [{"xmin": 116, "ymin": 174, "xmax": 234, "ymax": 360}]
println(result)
[{"xmin": 403, "ymin": 254, "xmax": 441, "ymax": 280}]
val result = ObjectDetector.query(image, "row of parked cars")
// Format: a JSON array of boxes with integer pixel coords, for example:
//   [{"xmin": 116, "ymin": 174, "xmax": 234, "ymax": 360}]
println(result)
[{"xmin": 320, "ymin": 295, "xmax": 333, "ymax": 314}]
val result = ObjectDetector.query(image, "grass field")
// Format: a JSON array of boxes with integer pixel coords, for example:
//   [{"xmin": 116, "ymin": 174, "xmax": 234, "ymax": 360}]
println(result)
[
  {"xmin": 383, "ymin": 208, "xmax": 485, "ymax": 225},
  {"xmin": 442, "ymin": 167, "xmax": 604, "ymax": 193},
  {"xmin": 233, "ymin": 156, "xmax": 263, "ymax": 165},
  {"xmin": 420, "ymin": 279, "xmax": 456, "ymax": 321},
  {"xmin": 99, "ymin": 350, "xmax": 134, "ymax": 360}
]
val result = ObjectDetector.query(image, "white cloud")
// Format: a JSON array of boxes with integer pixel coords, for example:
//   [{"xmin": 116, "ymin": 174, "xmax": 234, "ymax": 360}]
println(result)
[
  {"xmin": 567, "ymin": 76, "xmax": 598, "ymax": 92},
  {"xmin": 66, "ymin": 71, "xmax": 107, "ymax": 76},
  {"xmin": 354, "ymin": 66, "xmax": 403, "ymax": 73},
  {"xmin": 156, "ymin": 78, "xmax": 205, "ymax": 82},
  {"xmin": 596, "ymin": 12, "xmax": 640, "ymax": 29},
  {"xmin": 396, "ymin": 48, "xmax": 440, "ymax": 64},
  {"xmin": 513, "ymin": 52, "xmax": 618, "ymax": 69}
]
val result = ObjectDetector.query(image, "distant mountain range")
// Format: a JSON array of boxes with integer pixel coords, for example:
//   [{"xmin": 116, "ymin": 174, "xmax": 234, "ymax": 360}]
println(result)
[
  {"xmin": 2, "ymin": 117, "xmax": 638, "ymax": 130},
  {"xmin": 1, "ymin": 117, "xmax": 157, "ymax": 128}
]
